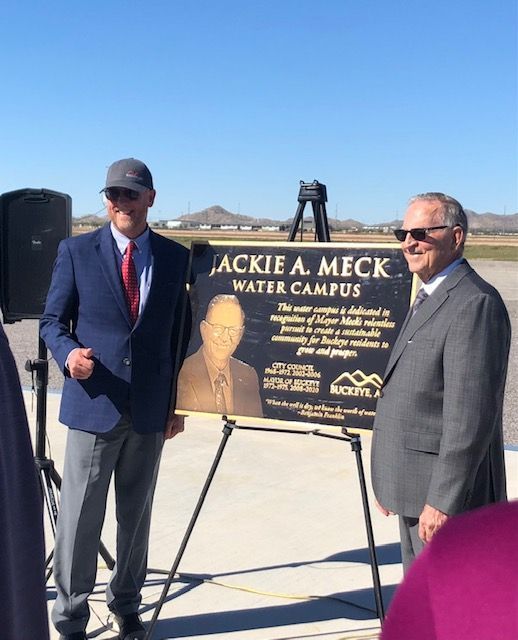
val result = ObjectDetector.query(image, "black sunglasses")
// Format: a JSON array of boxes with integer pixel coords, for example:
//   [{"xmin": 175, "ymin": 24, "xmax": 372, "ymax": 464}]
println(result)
[
  {"xmin": 393, "ymin": 225, "xmax": 449, "ymax": 242},
  {"xmin": 104, "ymin": 187, "xmax": 140, "ymax": 202}
]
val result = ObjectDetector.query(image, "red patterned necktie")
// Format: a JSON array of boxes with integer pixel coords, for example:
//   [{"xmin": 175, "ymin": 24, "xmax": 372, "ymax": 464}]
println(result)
[{"xmin": 122, "ymin": 241, "xmax": 139, "ymax": 324}]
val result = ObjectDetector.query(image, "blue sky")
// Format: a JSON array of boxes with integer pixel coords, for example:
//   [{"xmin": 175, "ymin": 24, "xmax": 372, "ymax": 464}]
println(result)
[{"xmin": 1, "ymin": 0, "xmax": 516, "ymax": 223}]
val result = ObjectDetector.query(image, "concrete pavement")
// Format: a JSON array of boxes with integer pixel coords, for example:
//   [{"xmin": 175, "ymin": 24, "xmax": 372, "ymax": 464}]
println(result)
[{"xmin": 24, "ymin": 390, "xmax": 517, "ymax": 640}]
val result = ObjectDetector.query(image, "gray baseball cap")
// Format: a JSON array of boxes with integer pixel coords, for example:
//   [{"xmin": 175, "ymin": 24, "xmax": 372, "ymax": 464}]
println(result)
[{"xmin": 102, "ymin": 158, "xmax": 154, "ymax": 193}]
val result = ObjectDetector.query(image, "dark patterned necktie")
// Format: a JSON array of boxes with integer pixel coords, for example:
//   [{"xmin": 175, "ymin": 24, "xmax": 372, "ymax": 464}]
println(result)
[
  {"xmin": 122, "ymin": 241, "xmax": 139, "ymax": 325},
  {"xmin": 412, "ymin": 288, "xmax": 429, "ymax": 316},
  {"xmin": 214, "ymin": 373, "xmax": 228, "ymax": 413}
]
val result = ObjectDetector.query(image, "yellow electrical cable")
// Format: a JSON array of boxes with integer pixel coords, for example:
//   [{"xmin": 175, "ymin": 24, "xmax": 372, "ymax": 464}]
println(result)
[
  {"xmin": 98, "ymin": 565, "xmax": 382, "ymax": 639},
  {"xmin": 98, "ymin": 565, "xmax": 379, "ymax": 615},
  {"xmin": 176, "ymin": 571, "xmax": 378, "ymax": 614}
]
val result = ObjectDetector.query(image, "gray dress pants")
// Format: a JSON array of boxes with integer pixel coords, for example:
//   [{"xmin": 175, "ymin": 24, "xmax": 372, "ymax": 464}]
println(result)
[
  {"xmin": 398, "ymin": 515, "xmax": 425, "ymax": 574},
  {"xmin": 51, "ymin": 415, "xmax": 163, "ymax": 635}
]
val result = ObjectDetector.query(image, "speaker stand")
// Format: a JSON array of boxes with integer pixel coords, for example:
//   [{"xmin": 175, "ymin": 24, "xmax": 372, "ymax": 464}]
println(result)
[{"xmin": 27, "ymin": 336, "xmax": 116, "ymax": 580}]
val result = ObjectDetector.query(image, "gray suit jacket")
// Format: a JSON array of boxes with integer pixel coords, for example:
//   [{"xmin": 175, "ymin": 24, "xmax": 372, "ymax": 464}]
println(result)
[
  {"xmin": 176, "ymin": 346, "xmax": 263, "ymax": 417},
  {"xmin": 371, "ymin": 260, "xmax": 510, "ymax": 518}
]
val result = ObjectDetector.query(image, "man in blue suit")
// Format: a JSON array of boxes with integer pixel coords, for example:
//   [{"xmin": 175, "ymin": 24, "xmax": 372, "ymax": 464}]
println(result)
[{"xmin": 40, "ymin": 158, "xmax": 189, "ymax": 640}]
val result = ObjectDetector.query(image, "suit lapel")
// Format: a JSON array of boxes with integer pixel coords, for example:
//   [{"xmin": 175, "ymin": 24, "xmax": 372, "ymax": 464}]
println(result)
[
  {"xmin": 96, "ymin": 224, "xmax": 132, "ymax": 326},
  {"xmin": 193, "ymin": 348, "xmax": 217, "ymax": 411},
  {"xmin": 137, "ymin": 230, "xmax": 163, "ymax": 326},
  {"xmin": 147, "ymin": 230, "xmax": 163, "ymax": 297},
  {"xmin": 229, "ymin": 358, "xmax": 242, "ymax": 413},
  {"xmin": 383, "ymin": 261, "xmax": 472, "ymax": 385}
]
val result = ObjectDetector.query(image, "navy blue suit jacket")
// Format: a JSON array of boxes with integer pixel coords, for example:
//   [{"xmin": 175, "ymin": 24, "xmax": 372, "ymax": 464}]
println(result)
[{"xmin": 40, "ymin": 224, "xmax": 189, "ymax": 434}]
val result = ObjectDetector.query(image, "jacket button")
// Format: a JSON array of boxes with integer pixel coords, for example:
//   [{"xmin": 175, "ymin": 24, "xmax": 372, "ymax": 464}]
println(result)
[{"xmin": 122, "ymin": 357, "xmax": 131, "ymax": 366}]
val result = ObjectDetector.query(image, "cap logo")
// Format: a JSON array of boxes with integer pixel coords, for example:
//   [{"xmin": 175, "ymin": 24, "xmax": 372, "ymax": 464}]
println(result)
[{"xmin": 126, "ymin": 170, "xmax": 141, "ymax": 179}]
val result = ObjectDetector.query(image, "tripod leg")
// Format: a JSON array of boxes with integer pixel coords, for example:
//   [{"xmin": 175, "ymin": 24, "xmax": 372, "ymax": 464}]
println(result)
[
  {"xmin": 313, "ymin": 201, "xmax": 331, "ymax": 242},
  {"xmin": 348, "ymin": 434, "xmax": 385, "ymax": 622},
  {"xmin": 144, "ymin": 421, "xmax": 235, "ymax": 640},
  {"xmin": 45, "ymin": 550, "xmax": 55, "ymax": 582},
  {"xmin": 37, "ymin": 464, "xmax": 61, "ymax": 582},
  {"xmin": 31, "ymin": 338, "xmax": 118, "ymax": 580},
  {"xmin": 49, "ymin": 464, "xmax": 62, "ymax": 489},
  {"xmin": 99, "ymin": 541, "xmax": 116, "ymax": 570},
  {"xmin": 287, "ymin": 201, "xmax": 307, "ymax": 242},
  {"xmin": 38, "ymin": 464, "xmax": 59, "ymax": 537}
]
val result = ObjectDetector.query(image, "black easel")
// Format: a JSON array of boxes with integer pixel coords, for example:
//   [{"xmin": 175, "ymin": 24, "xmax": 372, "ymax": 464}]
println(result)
[
  {"xmin": 144, "ymin": 419, "xmax": 384, "ymax": 640},
  {"xmin": 144, "ymin": 182, "xmax": 384, "ymax": 639},
  {"xmin": 287, "ymin": 180, "xmax": 384, "ymax": 618},
  {"xmin": 288, "ymin": 180, "xmax": 331, "ymax": 242},
  {"xmin": 26, "ymin": 336, "xmax": 115, "ymax": 579},
  {"xmin": 319, "ymin": 427, "xmax": 385, "ymax": 621},
  {"xmin": 144, "ymin": 418, "xmax": 236, "ymax": 639}
]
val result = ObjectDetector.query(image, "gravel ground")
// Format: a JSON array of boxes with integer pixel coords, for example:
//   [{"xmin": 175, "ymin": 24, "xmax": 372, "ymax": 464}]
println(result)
[{"xmin": 3, "ymin": 259, "xmax": 517, "ymax": 444}]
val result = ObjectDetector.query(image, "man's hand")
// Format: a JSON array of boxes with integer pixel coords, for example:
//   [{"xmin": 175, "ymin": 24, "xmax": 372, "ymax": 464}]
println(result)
[
  {"xmin": 164, "ymin": 413, "xmax": 185, "ymax": 440},
  {"xmin": 375, "ymin": 498, "xmax": 395, "ymax": 516},
  {"xmin": 418, "ymin": 504, "xmax": 448, "ymax": 543},
  {"xmin": 67, "ymin": 347, "xmax": 95, "ymax": 379}
]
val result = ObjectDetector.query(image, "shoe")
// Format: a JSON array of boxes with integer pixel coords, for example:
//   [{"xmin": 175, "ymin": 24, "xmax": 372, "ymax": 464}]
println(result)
[
  {"xmin": 113, "ymin": 612, "xmax": 146, "ymax": 640},
  {"xmin": 58, "ymin": 633, "xmax": 87, "ymax": 640}
]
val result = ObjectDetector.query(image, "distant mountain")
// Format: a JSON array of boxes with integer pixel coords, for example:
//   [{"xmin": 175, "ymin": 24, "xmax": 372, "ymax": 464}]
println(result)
[
  {"xmin": 465, "ymin": 210, "xmax": 518, "ymax": 232},
  {"xmin": 178, "ymin": 205, "xmax": 285, "ymax": 227},
  {"xmin": 371, "ymin": 219, "xmax": 403, "ymax": 228},
  {"xmin": 179, "ymin": 206, "xmax": 518, "ymax": 232},
  {"xmin": 331, "ymin": 217, "xmax": 366, "ymax": 230},
  {"xmin": 74, "ymin": 206, "xmax": 518, "ymax": 233},
  {"xmin": 74, "ymin": 213, "xmax": 106, "ymax": 226},
  {"xmin": 178, "ymin": 206, "xmax": 366, "ymax": 229}
]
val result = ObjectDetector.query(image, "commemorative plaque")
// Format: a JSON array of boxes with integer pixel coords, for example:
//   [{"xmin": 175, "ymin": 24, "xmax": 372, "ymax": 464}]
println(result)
[{"xmin": 175, "ymin": 241, "xmax": 414, "ymax": 430}]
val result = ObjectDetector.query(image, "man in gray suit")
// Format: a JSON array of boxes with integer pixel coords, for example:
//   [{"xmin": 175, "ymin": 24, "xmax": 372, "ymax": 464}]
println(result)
[
  {"xmin": 176, "ymin": 294, "xmax": 263, "ymax": 417},
  {"xmin": 371, "ymin": 192, "xmax": 511, "ymax": 572}
]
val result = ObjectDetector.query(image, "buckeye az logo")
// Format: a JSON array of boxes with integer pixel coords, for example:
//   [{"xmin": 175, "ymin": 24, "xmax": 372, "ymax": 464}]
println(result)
[{"xmin": 330, "ymin": 370, "xmax": 383, "ymax": 398}]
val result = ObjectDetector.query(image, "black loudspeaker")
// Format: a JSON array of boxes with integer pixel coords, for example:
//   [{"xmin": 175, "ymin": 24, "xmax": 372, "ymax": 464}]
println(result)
[{"xmin": 0, "ymin": 188, "xmax": 72, "ymax": 322}]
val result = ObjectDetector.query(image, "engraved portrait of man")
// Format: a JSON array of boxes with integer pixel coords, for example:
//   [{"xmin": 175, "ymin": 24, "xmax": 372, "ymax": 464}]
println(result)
[{"xmin": 176, "ymin": 294, "xmax": 263, "ymax": 417}]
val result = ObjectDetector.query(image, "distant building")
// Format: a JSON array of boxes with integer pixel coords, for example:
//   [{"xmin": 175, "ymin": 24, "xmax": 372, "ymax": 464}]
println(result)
[{"xmin": 150, "ymin": 219, "xmax": 182, "ymax": 229}]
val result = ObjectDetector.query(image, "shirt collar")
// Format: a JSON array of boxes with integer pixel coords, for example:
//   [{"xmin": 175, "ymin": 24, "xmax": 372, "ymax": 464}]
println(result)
[
  {"xmin": 202, "ymin": 350, "xmax": 232, "ymax": 389},
  {"xmin": 110, "ymin": 222, "xmax": 150, "ymax": 255},
  {"xmin": 421, "ymin": 257, "xmax": 464, "ymax": 295}
]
